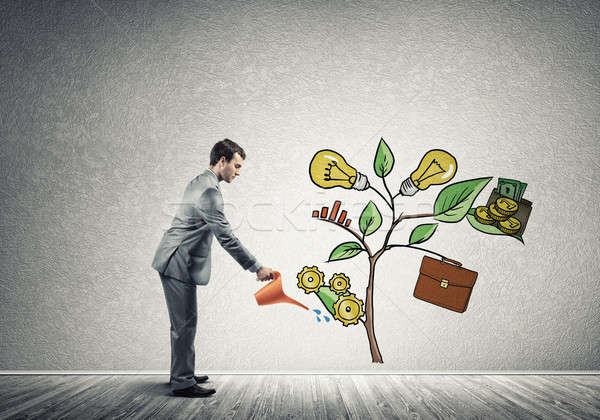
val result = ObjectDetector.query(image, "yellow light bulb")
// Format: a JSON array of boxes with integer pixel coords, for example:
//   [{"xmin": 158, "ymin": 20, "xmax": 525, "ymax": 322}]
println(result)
[
  {"xmin": 400, "ymin": 149, "xmax": 457, "ymax": 196},
  {"xmin": 309, "ymin": 149, "xmax": 369, "ymax": 190}
]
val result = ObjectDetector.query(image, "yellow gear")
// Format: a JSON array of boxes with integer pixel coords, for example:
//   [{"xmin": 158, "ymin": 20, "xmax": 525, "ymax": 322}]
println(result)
[
  {"xmin": 329, "ymin": 273, "xmax": 351, "ymax": 294},
  {"xmin": 296, "ymin": 266, "xmax": 324, "ymax": 294},
  {"xmin": 333, "ymin": 293, "xmax": 364, "ymax": 326}
]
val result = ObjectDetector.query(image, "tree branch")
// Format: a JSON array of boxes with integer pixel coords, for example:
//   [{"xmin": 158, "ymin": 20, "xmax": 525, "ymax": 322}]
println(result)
[
  {"xmin": 368, "ymin": 186, "xmax": 392, "ymax": 209},
  {"xmin": 382, "ymin": 176, "xmax": 395, "ymax": 221},
  {"xmin": 317, "ymin": 217, "xmax": 373, "ymax": 257},
  {"xmin": 379, "ymin": 212, "xmax": 434, "ymax": 256},
  {"xmin": 386, "ymin": 244, "xmax": 447, "ymax": 260}
]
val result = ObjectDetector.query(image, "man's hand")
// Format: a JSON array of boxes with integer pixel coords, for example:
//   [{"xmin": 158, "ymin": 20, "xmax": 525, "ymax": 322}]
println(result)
[{"xmin": 256, "ymin": 266, "xmax": 273, "ymax": 282}]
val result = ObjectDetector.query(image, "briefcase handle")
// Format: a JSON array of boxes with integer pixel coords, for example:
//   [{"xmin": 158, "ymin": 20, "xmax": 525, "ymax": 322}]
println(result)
[{"xmin": 441, "ymin": 256, "xmax": 462, "ymax": 267}]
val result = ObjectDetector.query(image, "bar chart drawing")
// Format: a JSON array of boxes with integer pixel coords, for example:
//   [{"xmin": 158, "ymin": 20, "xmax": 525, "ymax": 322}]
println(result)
[{"xmin": 312, "ymin": 200, "xmax": 351, "ymax": 227}]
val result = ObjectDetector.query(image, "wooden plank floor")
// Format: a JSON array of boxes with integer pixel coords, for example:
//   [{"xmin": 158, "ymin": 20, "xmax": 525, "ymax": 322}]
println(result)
[{"xmin": 0, "ymin": 375, "xmax": 598, "ymax": 419}]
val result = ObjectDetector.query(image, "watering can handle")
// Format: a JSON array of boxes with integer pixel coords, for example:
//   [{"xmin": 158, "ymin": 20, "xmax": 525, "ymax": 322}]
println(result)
[{"xmin": 254, "ymin": 271, "xmax": 308, "ymax": 311}]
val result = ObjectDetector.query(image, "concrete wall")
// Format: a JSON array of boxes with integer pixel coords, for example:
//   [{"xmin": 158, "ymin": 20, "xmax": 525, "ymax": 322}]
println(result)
[{"xmin": 1, "ymin": 0, "xmax": 598, "ymax": 371}]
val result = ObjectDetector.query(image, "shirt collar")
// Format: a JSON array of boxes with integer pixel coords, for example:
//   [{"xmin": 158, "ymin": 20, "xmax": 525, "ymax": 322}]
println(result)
[{"xmin": 206, "ymin": 168, "xmax": 219, "ymax": 182}]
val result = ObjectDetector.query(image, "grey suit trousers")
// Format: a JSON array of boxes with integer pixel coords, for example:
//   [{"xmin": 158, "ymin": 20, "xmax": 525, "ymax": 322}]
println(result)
[{"xmin": 160, "ymin": 274, "xmax": 198, "ymax": 391}]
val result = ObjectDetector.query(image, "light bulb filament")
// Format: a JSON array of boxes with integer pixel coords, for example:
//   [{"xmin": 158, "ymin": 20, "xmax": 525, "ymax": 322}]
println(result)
[
  {"xmin": 324, "ymin": 162, "xmax": 352, "ymax": 181},
  {"xmin": 414, "ymin": 159, "xmax": 444, "ymax": 185}
]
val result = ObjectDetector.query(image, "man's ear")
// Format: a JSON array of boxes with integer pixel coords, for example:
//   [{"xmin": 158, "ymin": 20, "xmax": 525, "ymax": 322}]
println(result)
[{"xmin": 218, "ymin": 156, "xmax": 227, "ymax": 166}]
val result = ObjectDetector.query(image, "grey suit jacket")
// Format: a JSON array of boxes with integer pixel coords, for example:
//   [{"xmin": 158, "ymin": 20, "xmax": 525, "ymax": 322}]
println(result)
[{"xmin": 152, "ymin": 169, "xmax": 259, "ymax": 285}]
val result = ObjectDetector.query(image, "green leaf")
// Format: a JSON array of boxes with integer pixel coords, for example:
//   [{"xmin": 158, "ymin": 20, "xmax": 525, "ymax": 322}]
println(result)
[
  {"xmin": 466, "ymin": 214, "xmax": 524, "ymax": 243},
  {"xmin": 409, "ymin": 223, "xmax": 438, "ymax": 245},
  {"xmin": 328, "ymin": 242, "xmax": 363, "ymax": 261},
  {"xmin": 359, "ymin": 201, "xmax": 382, "ymax": 236},
  {"xmin": 374, "ymin": 138, "xmax": 394, "ymax": 177},
  {"xmin": 434, "ymin": 177, "xmax": 493, "ymax": 223}
]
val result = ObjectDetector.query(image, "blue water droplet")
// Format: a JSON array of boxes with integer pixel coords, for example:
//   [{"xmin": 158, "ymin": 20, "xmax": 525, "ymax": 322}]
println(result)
[
  {"xmin": 324, "ymin": 316, "xmax": 330, "ymax": 322},
  {"xmin": 313, "ymin": 309, "xmax": 322, "ymax": 315},
  {"xmin": 316, "ymin": 316, "xmax": 321, "ymax": 323}
]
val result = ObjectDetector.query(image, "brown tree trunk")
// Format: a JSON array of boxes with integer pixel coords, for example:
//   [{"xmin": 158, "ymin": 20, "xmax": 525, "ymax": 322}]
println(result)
[{"xmin": 364, "ymin": 256, "xmax": 383, "ymax": 363}]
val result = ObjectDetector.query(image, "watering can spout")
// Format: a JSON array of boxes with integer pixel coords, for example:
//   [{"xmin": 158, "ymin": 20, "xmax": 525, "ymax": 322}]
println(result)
[{"xmin": 254, "ymin": 271, "xmax": 309, "ymax": 311}]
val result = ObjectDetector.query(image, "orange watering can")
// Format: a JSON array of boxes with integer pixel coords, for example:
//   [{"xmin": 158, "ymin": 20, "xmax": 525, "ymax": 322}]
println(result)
[{"xmin": 254, "ymin": 271, "xmax": 309, "ymax": 310}]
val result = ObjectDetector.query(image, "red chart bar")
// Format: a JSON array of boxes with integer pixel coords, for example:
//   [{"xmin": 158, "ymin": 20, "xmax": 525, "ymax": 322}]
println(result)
[
  {"xmin": 320, "ymin": 207, "xmax": 328, "ymax": 218},
  {"xmin": 337, "ymin": 210, "xmax": 347, "ymax": 225},
  {"xmin": 345, "ymin": 219, "xmax": 351, "ymax": 227},
  {"xmin": 329, "ymin": 200, "xmax": 341, "ymax": 221},
  {"xmin": 312, "ymin": 210, "xmax": 319, "ymax": 218}
]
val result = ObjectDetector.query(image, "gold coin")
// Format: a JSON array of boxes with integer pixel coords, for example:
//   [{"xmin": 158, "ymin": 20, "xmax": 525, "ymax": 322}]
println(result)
[
  {"xmin": 495, "ymin": 197, "xmax": 519, "ymax": 216},
  {"xmin": 474, "ymin": 206, "xmax": 495, "ymax": 225},
  {"xmin": 498, "ymin": 217, "xmax": 521, "ymax": 234},
  {"xmin": 488, "ymin": 203, "xmax": 509, "ymax": 221}
]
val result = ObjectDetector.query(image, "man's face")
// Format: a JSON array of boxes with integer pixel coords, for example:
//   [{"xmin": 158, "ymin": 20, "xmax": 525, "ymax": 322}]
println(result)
[{"xmin": 221, "ymin": 152, "xmax": 244, "ymax": 183}]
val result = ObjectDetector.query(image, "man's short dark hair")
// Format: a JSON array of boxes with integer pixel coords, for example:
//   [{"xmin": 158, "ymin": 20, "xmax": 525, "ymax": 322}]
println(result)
[{"xmin": 209, "ymin": 139, "xmax": 246, "ymax": 165}]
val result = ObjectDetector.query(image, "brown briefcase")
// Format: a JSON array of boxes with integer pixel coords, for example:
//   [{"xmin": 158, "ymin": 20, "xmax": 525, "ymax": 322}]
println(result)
[{"xmin": 413, "ymin": 256, "xmax": 478, "ymax": 313}]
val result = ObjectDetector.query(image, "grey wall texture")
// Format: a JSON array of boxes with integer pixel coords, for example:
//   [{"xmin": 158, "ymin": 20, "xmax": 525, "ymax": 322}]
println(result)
[{"xmin": 1, "ymin": 0, "xmax": 598, "ymax": 371}]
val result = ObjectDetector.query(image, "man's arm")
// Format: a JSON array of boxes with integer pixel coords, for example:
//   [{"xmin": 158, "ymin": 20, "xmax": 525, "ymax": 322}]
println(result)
[{"xmin": 199, "ymin": 187, "xmax": 268, "ymax": 277}]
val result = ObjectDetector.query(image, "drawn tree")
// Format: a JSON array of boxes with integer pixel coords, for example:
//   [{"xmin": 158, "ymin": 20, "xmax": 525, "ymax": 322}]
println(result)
[{"xmin": 302, "ymin": 139, "xmax": 522, "ymax": 363}]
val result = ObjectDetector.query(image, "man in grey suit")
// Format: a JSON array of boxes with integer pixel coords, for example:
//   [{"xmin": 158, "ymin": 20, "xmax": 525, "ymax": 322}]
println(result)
[{"xmin": 152, "ymin": 139, "xmax": 273, "ymax": 398}]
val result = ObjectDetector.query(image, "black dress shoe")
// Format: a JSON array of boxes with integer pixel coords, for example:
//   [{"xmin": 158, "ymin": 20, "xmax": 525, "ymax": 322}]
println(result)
[
  {"xmin": 169, "ymin": 375, "xmax": 209, "ymax": 385},
  {"xmin": 172, "ymin": 384, "xmax": 216, "ymax": 398}
]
